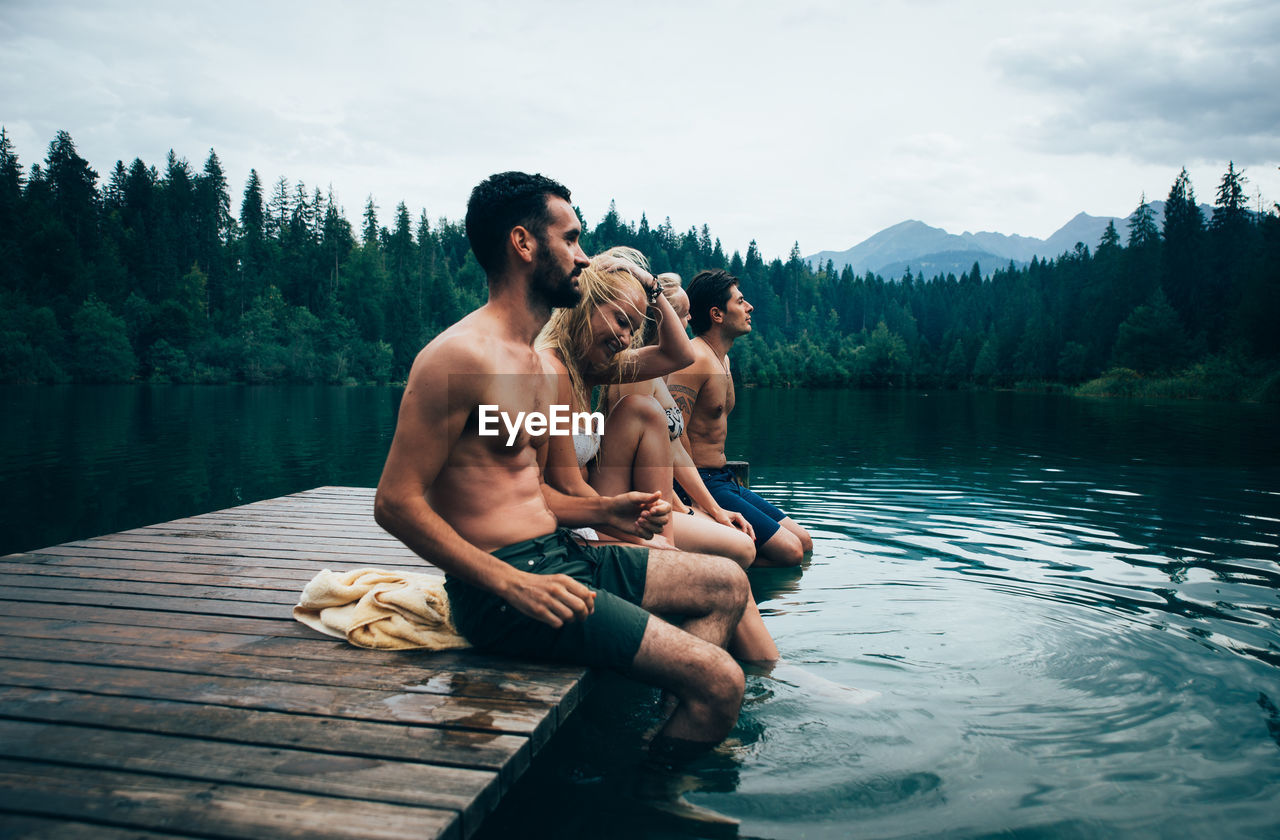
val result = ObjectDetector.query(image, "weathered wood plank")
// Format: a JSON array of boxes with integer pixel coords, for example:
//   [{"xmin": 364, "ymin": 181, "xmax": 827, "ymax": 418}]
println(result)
[
  {"xmin": 125, "ymin": 520, "xmax": 402, "ymax": 540},
  {"xmin": 0, "ymin": 602, "xmax": 599, "ymax": 685},
  {"xmin": 183, "ymin": 509, "xmax": 379, "ymax": 523},
  {"xmin": 0, "ymin": 814, "xmax": 190, "ymax": 838},
  {"xmin": 13, "ymin": 552, "xmax": 330, "ymax": 579},
  {"xmin": 0, "ymin": 560, "xmax": 313, "ymax": 589},
  {"xmin": 0, "ymin": 686, "xmax": 531, "ymax": 782},
  {"xmin": 0, "ymin": 612, "xmax": 591, "ymax": 678},
  {"xmin": 121, "ymin": 526, "xmax": 401, "ymax": 546},
  {"xmin": 0, "ymin": 658, "xmax": 557, "ymax": 745},
  {"xmin": 26, "ymin": 542, "xmax": 431, "ymax": 568},
  {"xmin": 0, "ymin": 636, "xmax": 579, "ymax": 709},
  {"xmin": 0, "ymin": 486, "xmax": 593, "ymax": 838},
  {"xmin": 0, "ymin": 587, "xmax": 301, "ymax": 618},
  {"xmin": 0, "ymin": 719, "xmax": 498, "ymax": 834},
  {"xmin": 3, "ymin": 573, "xmax": 310, "ymax": 603},
  {"xmin": 71, "ymin": 532, "xmax": 416, "ymax": 554},
  {"xmin": 0, "ymin": 626, "xmax": 586, "ymax": 708},
  {"xmin": 186, "ymin": 501, "xmax": 381, "ymax": 517},
  {"xmin": 0, "ymin": 600, "xmax": 315, "ymax": 637},
  {"xmin": 0, "ymin": 759, "xmax": 459, "ymax": 840}
]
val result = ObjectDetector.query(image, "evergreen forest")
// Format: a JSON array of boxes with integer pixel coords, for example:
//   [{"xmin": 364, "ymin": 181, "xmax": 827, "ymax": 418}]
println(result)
[{"xmin": 2, "ymin": 129, "xmax": 1277, "ymax": 400}]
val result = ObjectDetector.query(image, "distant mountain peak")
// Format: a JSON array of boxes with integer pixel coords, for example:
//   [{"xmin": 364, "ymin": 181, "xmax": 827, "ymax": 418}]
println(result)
[{"xmin": 805, "ymin": 205, "xmax": 1172, "ymax": 280}]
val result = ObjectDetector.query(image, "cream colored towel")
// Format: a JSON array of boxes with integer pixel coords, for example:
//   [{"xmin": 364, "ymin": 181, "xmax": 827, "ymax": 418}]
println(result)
[{"xmin": 293, "ymin": 568, "xmax": 471, "ymax": 651}]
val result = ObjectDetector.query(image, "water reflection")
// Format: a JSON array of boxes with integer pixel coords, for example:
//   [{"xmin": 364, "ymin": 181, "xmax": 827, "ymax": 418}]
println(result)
[
  {"xmin": 480, "ymin": 391, "xmax": 1280, "ymax": 839},
  {"xmin": 6, "ymin": 385, "xmax": 1279, "ymax": 837},
  {"xmin": 1, "ymin": 384, "xmax": 399, "ymax": 555}
]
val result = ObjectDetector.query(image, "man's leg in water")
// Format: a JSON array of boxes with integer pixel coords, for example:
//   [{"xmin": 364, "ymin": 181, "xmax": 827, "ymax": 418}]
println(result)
[
  {"xmin": 757, "ymin": 523, "xmax": 805, "ymax": 567},
  {"xmin": 779, "ymin": 516, "xmax": 813, "ymax": 554},
  {"xmin": 757, "ymin": 516, "xmax": 813, "ymax": 566},
  {"xmin": 697, "ymin": 467, "xmax": 809, "ymax": 567},
  {"xmin": 624, "ymin": 548, "xmax": 749, "ymax": 747}
]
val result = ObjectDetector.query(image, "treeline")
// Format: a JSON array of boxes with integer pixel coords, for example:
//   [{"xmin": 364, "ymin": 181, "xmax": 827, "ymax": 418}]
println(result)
[{"xmin": 2, "ymin": 129, "xmax": 1278, "ymax": 399}]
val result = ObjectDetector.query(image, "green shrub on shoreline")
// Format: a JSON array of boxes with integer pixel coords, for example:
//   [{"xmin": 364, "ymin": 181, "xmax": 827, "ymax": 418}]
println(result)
[{"xmin": 1075, "ymin": 357, "xmax": 1280, "ymax": 403}]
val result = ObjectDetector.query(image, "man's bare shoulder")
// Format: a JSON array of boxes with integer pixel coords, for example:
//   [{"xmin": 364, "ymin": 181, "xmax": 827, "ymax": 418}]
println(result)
[
  {"xmin": 410, "ymin": 316, "xmax": 490, "ymax": 375},
  {"xmin": 669, "ymin": 339, "xmax": 717, "ymax": 396},
  {"xmin": 410, "ymin": 308, "xmax": 543, "ymax": 390},
  {"xmin": 668, "ymin": 343, "xmax": 710, "ymax": 416},
  {"xmin": 684, "ymin": 335, "xmax": 726, "ymax": 375},
  {"xmin": 537, "ymin": 347, "xmax": 568, "ymax": 377}
]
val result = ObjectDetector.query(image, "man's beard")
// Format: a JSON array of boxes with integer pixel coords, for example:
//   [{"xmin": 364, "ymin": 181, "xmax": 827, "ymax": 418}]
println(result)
[{"xmin": 530, "ymin": 244, "xmax": 582, "ymax": 309}]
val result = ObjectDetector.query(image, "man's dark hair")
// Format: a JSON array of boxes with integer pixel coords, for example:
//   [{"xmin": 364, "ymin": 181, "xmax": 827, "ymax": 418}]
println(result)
[
  {"xmin": 687, "ymin": 269, "xmax": 740, "ymax": 335},
  {"xmin": 465, "ymin": 172, "xmax": 573, "ymax": 275}
]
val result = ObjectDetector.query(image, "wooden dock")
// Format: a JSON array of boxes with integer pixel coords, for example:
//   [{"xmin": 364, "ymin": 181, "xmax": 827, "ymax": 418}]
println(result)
[{"xmin": 0, "ymin": 486, "xmax": 592, "ymax": 839}]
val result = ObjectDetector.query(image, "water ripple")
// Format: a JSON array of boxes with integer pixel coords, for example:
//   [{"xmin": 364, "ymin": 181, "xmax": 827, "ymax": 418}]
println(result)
[{"xmin": 758, "ymin": 467, "xmax": 1280, "ymax": 680}]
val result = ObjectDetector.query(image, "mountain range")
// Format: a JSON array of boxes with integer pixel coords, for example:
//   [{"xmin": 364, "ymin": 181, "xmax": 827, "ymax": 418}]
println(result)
[{"xmin": 805, "ymin": 201, "xmax": 1216, "ymax": 279}]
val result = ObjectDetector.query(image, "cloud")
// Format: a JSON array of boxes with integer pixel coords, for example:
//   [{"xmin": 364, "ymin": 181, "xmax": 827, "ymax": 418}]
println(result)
[
  {"xmin": 992, "ymin": 0, "xmax": 1280, "ymax": 166},
  {"xmin": 5, "ymin": 0, "xmax": 1276, "ymax": 258}
]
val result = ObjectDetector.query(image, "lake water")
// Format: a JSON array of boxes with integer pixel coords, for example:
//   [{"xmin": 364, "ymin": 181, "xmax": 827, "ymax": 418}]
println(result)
[
  {"xmin": 4, "ymin": 386, "xmax": 1279, "ymax": 838},
  {"xmin": 0, "ymin": 385, "xmax": 399, "ymax": 556}
]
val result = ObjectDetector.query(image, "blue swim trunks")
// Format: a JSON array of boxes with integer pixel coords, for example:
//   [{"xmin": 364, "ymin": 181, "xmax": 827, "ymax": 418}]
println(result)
[{"xmin": 675, "ymin": 466, "xmax": 787, "ymax": 548}]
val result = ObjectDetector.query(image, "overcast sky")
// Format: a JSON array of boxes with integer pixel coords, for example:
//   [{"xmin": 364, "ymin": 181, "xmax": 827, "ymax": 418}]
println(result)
[{"xmin": 3, "ymin": 0, "xmax": 1277, "ymax": 261}]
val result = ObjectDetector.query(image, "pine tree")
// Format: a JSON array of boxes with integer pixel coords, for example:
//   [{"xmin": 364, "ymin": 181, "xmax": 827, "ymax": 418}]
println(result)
[
  {"xmin": 44, "ymin": 131, "xmax": 99, "ymax": 240},
  {"xmin": 199, "ymin": 150, "xmax": 231, "ymax": 234},
  {"xmin": 0, "ymin": 128, "xmax": 25, "ymax": 290},
  {"xmin": 161, "ymin": 150, "xmax": 197, "ymax": 292},
  {"xmin": 1211, "ymin": 161, "xmax": 1248, "ymax": 232},
  {"xmin": 265, "ymin": 176, "xmax": 290, "ymax": 240},
  {"xmin": 388, "ymin": 202, "xmax": 413, "ymax": 282},
  {"xmin": 103, "ymin": 161, "xmax": 127, "ymax": 210},
  {"xmin": 1160, "ymin": 167, "xmax": 1205, "ymax": 328},
  {"xmin": 1206, "ymin": 162, "xmax": 1254, "ymax": 342},
  {"xmin": 1122, "ymin": 193, "xmax": 1162, "ymax": 312},
  {"xmin": 116, "ymin": 158, "xmax": 160, "ymax": 297},
  {"xmin": 0, "ymin": 128, "xmax": 23, "ymax": 205},
  {"xmin": 240, "ymin": 170, "xmax": 264, "ymax": 240},
  {"xmin": 290, "ymin": 181, "xmax": 315, "ymax": 240},
  {"xmin": 320, "ymin": 187, "xmax": 354, "ymax": 304},
  {"xmin": 236, "ymin": 169, "xmax": 266, "ymax": 314},
  {"xmin": 194, "ymin": 150, "xmax": 231, "ymax": 312},
  {"xmin": 1127, "ymin": 193, "xmax": 1160, "ymax": 248},
  {"xmin": 1098, "ymin": 220, "xmax": 1120, "ymax": 251},
  {"xmin": 361, "ymin": 196, "xmax": 379, "ymax": 246}
]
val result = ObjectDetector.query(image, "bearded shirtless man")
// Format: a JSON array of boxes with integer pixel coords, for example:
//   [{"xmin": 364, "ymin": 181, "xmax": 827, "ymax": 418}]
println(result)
[
  {"xmin": 374, "ymin": 172, "xmax": 748, "ymax": 749},
  {"xmin": 667, "ymin": 269, "xmax": 814, "ymax": 567}
]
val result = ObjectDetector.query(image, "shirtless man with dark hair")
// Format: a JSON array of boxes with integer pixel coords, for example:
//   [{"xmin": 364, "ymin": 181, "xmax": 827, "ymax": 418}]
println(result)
[
  {"xmin": 374, "ymin": 172, "xmax": 748, "ymax": 750},
  {"xmin": 669, "ymin": 269, "xmax": 814, "ymax": 567}
]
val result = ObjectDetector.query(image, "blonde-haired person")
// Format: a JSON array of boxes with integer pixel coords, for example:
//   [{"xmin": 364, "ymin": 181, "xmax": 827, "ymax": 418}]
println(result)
[
  {"xmin": 536, "ymin": 247, "xmax": 692, "ymax": 547},
  {"xmin": 607, "ymin": 272, "xmax": 759, "ymax": 568},
  {"xmin": 539, "ymin": 250, "xmax": 778, "ymax": 662}
]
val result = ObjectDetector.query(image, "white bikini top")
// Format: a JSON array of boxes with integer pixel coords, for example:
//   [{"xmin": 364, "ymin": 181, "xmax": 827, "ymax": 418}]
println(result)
[{"xmin": 572, "ymin": 429, "xmax": 601, "ymax": 468}]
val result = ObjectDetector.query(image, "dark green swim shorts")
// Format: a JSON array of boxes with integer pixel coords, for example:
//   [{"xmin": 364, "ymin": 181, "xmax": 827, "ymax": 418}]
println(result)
[{"xmin": 443, "ymin": 529, "xmax": 651, "ymax": 669}]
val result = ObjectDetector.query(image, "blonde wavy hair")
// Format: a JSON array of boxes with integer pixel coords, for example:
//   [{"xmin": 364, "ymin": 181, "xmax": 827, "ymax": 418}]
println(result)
[{"xmin": 535, "ymin": 246, "xmax": 652, "ymax": 411}]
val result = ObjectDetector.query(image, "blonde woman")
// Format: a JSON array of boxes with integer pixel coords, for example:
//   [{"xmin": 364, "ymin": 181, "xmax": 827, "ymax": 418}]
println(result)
[
  {"xmin": 538, "ymin": 248, "xmax": 778, "ymax": 661},
  {"xmin": 536, "ymin": 247, "xmax": 692, "ymax": 546},
  {"xmin": 606, "ymin": 273, "xmax": 760, "ymax": 569}
]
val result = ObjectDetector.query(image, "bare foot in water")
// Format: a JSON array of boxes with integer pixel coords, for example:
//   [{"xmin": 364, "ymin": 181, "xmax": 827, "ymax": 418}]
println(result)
[
  {"xmin": 755, "ymin": 661, "xmax": 881, "ymax": 705},
  {"xmin": 632, "ymin": 765, "xmax": 740, "ymax": 831}
]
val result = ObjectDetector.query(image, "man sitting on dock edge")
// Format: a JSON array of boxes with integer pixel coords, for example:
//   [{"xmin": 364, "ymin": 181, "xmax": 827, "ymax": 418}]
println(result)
[
  {"xmin": 374, "ymin": 171, "xmax": 749, "ymax": 755},
  {"xmin": 668, "ymin": 269, "xmax": 814, "ymax": 566}
]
